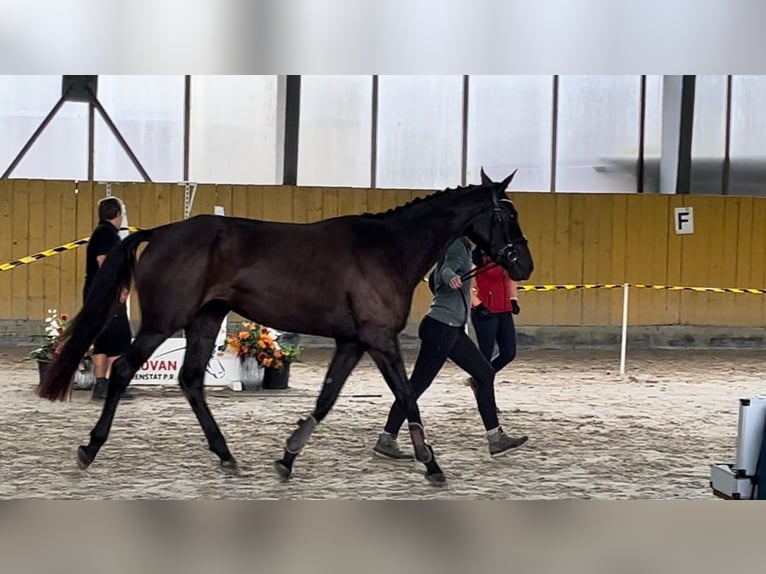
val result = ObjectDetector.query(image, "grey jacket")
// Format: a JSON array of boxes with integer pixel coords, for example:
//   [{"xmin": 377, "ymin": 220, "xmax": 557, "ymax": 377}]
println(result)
[{"xmin": 427, "ymin": 238, "xmax": 472, "ymax": 328}]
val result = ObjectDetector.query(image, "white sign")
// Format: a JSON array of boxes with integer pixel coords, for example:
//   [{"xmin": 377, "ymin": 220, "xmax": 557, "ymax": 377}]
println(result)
[
  {"xmin": 674, "ymin": 207, "xmax": 694, "ymax": 235},
  {"xmin": 130, "ymin": 337, "xmax": 242, "ymax": 390}
]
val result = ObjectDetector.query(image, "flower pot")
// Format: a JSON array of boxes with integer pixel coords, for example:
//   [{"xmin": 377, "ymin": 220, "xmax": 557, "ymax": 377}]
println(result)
[
  {"xmin": 37, "ymin": 360, "xmax": 51, "ymax": 384},
  {"xmin": 238, "ymin": 356, "xmax": 264, "ymax": 391},
  {"xmin": 72, "ymin": 366, "xmax": 95, "ymax": 390},
  {"xmin": 263, "ymin": 363, "xmax": 290, "ymax": 390}
]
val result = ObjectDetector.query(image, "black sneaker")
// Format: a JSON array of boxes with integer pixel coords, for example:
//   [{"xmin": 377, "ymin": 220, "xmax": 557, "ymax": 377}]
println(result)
[{"xmin": 488, "ymin": 428, "xmax": 528, "ymax": 457}]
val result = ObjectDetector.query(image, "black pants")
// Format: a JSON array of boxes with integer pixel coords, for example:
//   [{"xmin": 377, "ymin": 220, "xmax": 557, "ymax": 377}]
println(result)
[
  {"xmin": 471, "ymin": 310, "xmax": 517, "ymax": 372},
  {"xmin": 383, "ymin": 315, "xmax": 499, "ymax": 435},
  {"xmin": 93, "ymin": 309, "xmax": 131, "ymax": 357},
  {"xmin": 84, "ymin": 284, "xmax": 131, "ymax": 358}
]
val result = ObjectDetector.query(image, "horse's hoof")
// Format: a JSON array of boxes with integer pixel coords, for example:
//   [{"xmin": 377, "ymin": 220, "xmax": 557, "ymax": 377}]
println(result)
[
  {"xmin": 426, "ymin": 471, "xmax": 447, "ymax": 486},
  {"xmin": 273, "ymin": 460, "xmax": 292, "ymax": 480},
  {"xmin": 220, "ymin": 459, "xmax": 240, "ymax": 476},
  {"xmin": 77, "ymin": 446, "xmax": 92, "ymax": 470}
]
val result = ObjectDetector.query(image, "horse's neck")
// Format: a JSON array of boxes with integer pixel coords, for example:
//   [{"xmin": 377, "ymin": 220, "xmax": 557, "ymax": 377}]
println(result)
[{"xmin": 384, "ymin": 189, "xmax": 487, "ymax": 283}]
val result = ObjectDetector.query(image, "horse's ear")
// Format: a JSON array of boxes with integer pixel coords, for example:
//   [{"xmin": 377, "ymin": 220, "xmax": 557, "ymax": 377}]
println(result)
[
  {"xmin": 480, "ymin": 167, "xmax": 492, "ymax": 185},
  {"xmin": 498, "ymin": 169, "xmax": 518, "ymax": 191}
]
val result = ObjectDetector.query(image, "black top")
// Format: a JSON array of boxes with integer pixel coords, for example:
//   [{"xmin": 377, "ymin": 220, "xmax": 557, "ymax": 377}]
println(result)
[{"xmin": 84, "ymin": 220, "xmax": 120, "ymax": 300}]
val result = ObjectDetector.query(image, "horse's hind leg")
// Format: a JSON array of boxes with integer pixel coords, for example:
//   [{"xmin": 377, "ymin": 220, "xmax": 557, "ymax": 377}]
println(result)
[
  {"xmin": 274, "ymin": 339, "xmax": 365, "ymax": 479},
  {"xmin": 77, "ymin": 329, "xmax": 166, "ymax": 470},
  {"xmin": 365, "ymin": 337, "xmax": 446, "ymax": 486},
  {"xmin": 177, "ymin": 302, "xmax": 238, "ymax": 474}
]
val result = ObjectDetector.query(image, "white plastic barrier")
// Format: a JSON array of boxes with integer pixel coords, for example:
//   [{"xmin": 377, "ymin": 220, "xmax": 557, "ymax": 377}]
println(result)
[
  {"xmin": 710, "ymin": 395, "xmax": 766, "ymax": 500},
  {"xmin": 130, "ymin": 316, "xmax": 243, "ymax": 391}
]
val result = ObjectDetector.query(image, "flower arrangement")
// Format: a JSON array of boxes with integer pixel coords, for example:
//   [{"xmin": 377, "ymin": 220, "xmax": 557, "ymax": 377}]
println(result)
[
  {"xmin": 29, "ymin": 309, "xmax": 92, "ymax": 370},
  {"xmin": 219, "ymin": 321, "xmax": 303, "ymax": 370}
]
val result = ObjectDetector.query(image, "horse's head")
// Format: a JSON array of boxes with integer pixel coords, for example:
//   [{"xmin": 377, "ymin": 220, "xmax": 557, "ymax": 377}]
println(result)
[{"xmin": 465, "ymin": 168, "xmax": 534, "ymax": 281}]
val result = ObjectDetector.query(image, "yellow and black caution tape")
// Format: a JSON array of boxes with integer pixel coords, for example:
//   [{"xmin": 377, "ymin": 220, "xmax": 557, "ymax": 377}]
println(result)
[
  {"xmin": 421, "ymin": 279, "xmax": 766, "ymax": 295},
  {"xmin": 0, "ymin": 238, "xmax": 90, "ymax": 271},
  {"xmin": 518, "ymin": 283, "xmax": 766, "ymax": 294},
  {"xmin": 518, "ymin": 284, "xmax": 623, "ymax": 292},
  {"xmin": 629, "ymin": 283, "xmax": 766, "ymax": 295},
  {"xmin": 0, "ymin": 226, "xmax": 141, "ymax": 272}
]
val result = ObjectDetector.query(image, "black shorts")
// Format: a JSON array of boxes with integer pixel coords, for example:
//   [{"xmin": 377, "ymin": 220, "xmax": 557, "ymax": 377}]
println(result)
[{"xmin": 93, "ymin": 311, "xmax": 132, "ymax": 357}]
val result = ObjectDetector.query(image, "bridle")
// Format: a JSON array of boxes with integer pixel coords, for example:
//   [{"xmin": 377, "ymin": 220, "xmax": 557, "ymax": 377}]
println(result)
[{"xmin": 461, "ymin": 198, "xmax": 527, "ymax": 282}]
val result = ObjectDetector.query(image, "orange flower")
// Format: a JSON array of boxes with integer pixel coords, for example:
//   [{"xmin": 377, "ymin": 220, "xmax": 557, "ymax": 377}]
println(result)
[
  {"xmin": 221, "ymin": 323, "xmax": 301, "ymax": 368},
  {"xmin": 60, "ymin": 313, "xmax": 69, "ymax": 322}
]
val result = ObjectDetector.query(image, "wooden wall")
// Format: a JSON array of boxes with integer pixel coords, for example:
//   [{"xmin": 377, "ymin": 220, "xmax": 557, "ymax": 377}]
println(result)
[
  {"xmin": 2, "ymin": 180, "xmax": 765, "ymax": 328},
  {"xmin": 513, "ymin": 193, "xmax": 766, "ymax": 327}
]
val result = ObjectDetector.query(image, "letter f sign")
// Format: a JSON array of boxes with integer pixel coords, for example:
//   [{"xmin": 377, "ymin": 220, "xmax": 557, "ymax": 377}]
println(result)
[{"xmin": 674, "ymin": 207, "xmax": 694, "ymax": 235}]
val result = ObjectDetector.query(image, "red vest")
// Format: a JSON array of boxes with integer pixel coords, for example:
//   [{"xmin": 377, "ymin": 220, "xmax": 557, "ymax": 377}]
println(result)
[{"xmin": 475, "ymin": 261, "xmax": 515, "ymax": 314}]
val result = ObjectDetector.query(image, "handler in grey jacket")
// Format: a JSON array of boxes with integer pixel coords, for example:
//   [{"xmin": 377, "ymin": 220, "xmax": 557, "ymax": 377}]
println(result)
[{"xmin": 373, "ymin": 237, "xmax": 529, "ymax": 460}]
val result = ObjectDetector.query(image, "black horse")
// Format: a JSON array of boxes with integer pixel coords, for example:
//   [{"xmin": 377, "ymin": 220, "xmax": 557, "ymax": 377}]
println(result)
[{"xmin": 37, "ymin": 169, "xmax": 533, "ymax": 485}]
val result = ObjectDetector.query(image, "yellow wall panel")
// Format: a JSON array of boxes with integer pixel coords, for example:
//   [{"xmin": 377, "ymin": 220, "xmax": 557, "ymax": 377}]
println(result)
[
  {"xmin": 337, "ymin": 187, "xmax": 357, "ymax": 216},
  {"xmin": 511, "ymin": 192, "xmax": 554, "ymax": 326},
  {"xmin": 214, "ymin": 185, "xmax": 234, "ymax": 218},
  {"xmin": 0, "ymin": 181, "xmax": 13, "ymax": 319},
  {"xmin": 581, "ymin": 194, "xmax": 614, "ymax": 326},
  {"xmin": 189, "ymin": 184, "xmax": 217, "ymax": 219},
  {"xmin": 58, "ymin": 182, "xmax": 78, "ymax": 318},
  {"xmin": 321, "ymin": 187, "xmax": 339, "ymax": 219},
  {"xmin": 748, "ymin": 197, "xmax": 766, "ymax": 324},
  {"xmin": 665, "ymin": 195, "xmax": 685, "ymax": 324},
  {"xmin": 26, "ymin": 181, "xmax": 45, "ymax": 320}
]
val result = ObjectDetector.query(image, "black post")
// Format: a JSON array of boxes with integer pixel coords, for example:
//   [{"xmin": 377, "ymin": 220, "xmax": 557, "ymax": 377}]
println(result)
[
  {"xmin": 183, "ymin": 75, "xmax": 191, "ymax": 182},
  {"xmin": 371, "ymin": 75, "xmax": 379, "ymax": 188},
  {"xmin": 88, "ymin": 102, "xmax": 95, "ymax": 181},
  {"xmin": 550, "ymin": 75, "xmax": 559, "ymax": 192},
  {"xmin": 637, "ymin": 75, "xmax": 646, "ymax": 193},
  {"xmin": 461, "ymin": 75, "xmax": 469, "ymax": 186},
  {"xmin": 282, "ymin": 75, "xmax": 301, "ymax": 186},
  {"xmin": 675, "ymin": 75, "xmax": 696, "ymax": 195},
  {"xmin": 722, "ymin": 75, "xmax": 732, "ymax": 196}
]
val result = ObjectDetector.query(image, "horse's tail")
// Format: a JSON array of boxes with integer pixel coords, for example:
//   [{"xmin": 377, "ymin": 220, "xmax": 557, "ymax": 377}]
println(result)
[{"xmin": 36, "ymin": 229, "xmax": 154, "ymax": 401}]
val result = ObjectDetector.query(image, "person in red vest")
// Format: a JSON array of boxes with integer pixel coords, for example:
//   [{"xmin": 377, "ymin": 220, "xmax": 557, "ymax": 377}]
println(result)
[{"xmin": 466, "ymin": 246, "xmax": 520, "ymax": 395}]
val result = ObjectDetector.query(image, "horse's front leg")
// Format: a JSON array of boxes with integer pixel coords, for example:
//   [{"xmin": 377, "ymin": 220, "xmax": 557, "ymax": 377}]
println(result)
[
  {"xmin": 365, "ymin": 338, "xmax": 446, "ymax": 486},
  {"xmin": 274, "ymin": 339, "xmax": 365, "ymax": 480}
]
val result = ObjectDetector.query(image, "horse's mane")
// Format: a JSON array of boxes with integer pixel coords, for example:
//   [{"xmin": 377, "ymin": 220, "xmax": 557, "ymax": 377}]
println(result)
[{"xmin": 359, "ymin": 183, "xmax": 480, "ymax": 220}]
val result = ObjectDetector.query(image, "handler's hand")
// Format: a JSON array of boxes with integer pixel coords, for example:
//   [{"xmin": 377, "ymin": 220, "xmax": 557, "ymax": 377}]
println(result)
[{"xmin": 449, "ymin": 276, "xmax": 463, "ymax": 290}]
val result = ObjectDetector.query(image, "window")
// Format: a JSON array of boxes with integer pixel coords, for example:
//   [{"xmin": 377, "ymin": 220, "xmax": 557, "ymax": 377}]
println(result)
[
  {"xmin": 298, "ymin": 75, "xmax": 372, "ymax": 187},
  {"xmin": 467, "ymin": 76, "xmax": 553, "ymax": 191},
  {"xmin": 556, "ymin": 75, "xmax": 642, "ymax": 192},
  {"xmin": 729, "ymin": 75, "xmax": 766, "ymax": 196},
  {"xmin": 189, "ymin": 75, "xmax": 279, "ymax": 185},
  {"xmin": 376, "ymin": 75, "xmax": 463, "ymax": 189},
  {"xmin": 690, "ymin": 75, "xmax": 727, "ymax": 195},
  {"xmin": 94, "ymin": 75, "xmax": 184, "ymax": 182},
  {"xmin": 0, "ymin": 75, "xmax": 87, "ymax": 180}
]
